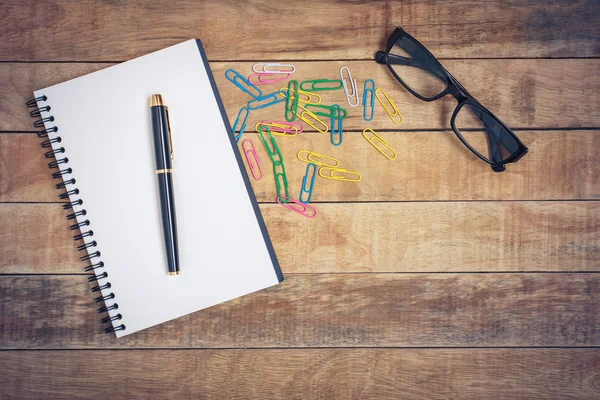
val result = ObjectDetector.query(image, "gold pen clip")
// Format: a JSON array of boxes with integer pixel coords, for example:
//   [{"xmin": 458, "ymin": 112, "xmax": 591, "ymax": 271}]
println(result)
[{"xmin": 165, "ymin": 106, "xmax": 174, "ymax": 160}]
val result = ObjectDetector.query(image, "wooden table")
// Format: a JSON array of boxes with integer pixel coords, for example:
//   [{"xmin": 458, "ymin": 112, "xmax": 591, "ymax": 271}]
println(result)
[{"xmin": 1, "ymin": 1, "xmax": 599, "ymax": 398}]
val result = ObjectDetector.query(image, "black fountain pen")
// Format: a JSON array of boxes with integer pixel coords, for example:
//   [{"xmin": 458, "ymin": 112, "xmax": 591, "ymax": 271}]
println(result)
[{"xmin": 150, "ymin": 94, "xmax": 180, "ymax": 275}]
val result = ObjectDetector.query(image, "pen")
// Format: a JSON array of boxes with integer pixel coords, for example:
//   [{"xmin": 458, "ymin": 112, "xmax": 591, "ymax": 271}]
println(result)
[{"xmin": 150, "ymin": 94, "xmax": 180, "ymax": 275}]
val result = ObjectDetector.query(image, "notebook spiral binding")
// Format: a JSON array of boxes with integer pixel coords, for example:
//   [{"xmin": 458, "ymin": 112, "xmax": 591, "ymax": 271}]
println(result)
[{"xmin": 27, "ymin": 95, "xmax": 125, "ymax": 335}]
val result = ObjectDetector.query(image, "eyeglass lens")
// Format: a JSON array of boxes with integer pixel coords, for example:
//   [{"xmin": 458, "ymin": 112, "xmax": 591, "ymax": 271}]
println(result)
[{"xmin": 388, "ymin": 36, "xmax": 447, "ymax": 99}]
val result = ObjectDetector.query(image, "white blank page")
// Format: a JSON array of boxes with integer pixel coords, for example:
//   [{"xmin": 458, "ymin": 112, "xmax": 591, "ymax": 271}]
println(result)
[{"xmin": 35, "ymin": 40, "xmax": 282, "ymax": 337}]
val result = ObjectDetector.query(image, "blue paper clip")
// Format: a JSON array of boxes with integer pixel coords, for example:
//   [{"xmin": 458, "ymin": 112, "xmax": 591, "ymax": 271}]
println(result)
[
  {"xmin": 232, "ymin": 106, "xmax": 250, "ymax": 143},
  {"xmin": 225, "ymin": 69, "xmax": 262, "ymax": 98},
  {"xmin": 363, "ymin": 79, "xmax": 375, "ymax": 122},
  {"xmin": 299, "ymin": 163, "xmax": 317, "ymax": 204},
  {"xmin": 247, "ymin": 90, "xmax": 286, "ymax": 110},
  {"xmin": 330, "ymin": 104, "xmax": 343, "ymax": 146}
]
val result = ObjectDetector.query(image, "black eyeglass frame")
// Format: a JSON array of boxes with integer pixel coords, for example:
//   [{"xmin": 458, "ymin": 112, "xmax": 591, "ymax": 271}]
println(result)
[{"xmin": 376, "ymin": 27, "xmax": 528, "ymax": 172}]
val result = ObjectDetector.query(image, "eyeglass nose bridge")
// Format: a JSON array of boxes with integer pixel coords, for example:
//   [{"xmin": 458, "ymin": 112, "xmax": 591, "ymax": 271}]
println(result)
[{"xmin": 447, "ymin": 84, "xmax": 468, "ymax": 103}]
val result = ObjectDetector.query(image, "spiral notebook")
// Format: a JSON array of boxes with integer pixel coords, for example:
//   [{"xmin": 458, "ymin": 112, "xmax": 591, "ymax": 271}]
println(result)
[{"xmin": 27, "ymin": 39, "xmax": 283, "ymax": 337}]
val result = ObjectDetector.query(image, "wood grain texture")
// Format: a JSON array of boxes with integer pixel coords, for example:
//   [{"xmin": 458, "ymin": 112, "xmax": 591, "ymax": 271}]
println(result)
[
  {"xmin": 1, "ymin": 274, "xmax": 599, "ymax": 349},
  {"xmin": 2, "ymin": 60, "xmax": 599, "ymax": 131},
  {"xmin": 2, "ymin": 131, "xmax": 598, "ymax": 202},
  {"xmin": 2, "ymin": 349, "xmax": 600, "ymax": 400},
  {"xmin": 1, "ymin": 0, "xmax": 599, "ymax": 61},
  {"xmin": 2, "ymin": 202, "xmax": 599, "ymax": 274}
]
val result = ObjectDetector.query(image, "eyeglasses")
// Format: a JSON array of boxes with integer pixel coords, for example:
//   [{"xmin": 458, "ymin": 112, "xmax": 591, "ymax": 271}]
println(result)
[{"xmin": 376, "ymin": 27, "xmax": 528, "ymax": 172}]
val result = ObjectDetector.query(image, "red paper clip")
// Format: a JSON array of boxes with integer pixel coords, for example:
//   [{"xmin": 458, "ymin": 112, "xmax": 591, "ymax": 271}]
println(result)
[
  {"xmin": 242, "ymin": 139, "xmax": 263, "ymax": 181},
  {"xmin": 277, "ymin": 196, "xmax": 317, "ymax": 218},
  {"xmin": 248, "ymin": 73, "xmax": 290, "ymax": 85}
]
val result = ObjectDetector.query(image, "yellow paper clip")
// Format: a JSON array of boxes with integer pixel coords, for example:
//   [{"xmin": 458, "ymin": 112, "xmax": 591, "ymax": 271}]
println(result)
[
  {"xmin": 279, "ymin": 88, "xmax": 322, "ymax": 105},
  {"xmin": 297, "ymin": 150, "xmax": 340, "ymax": 168},
  {"xmin": 296, "ymin": 104, "xmax": 328, "ymax": 133},
  {"xmin": 255, "ymin": 121, "xmax": 300, "ymax": 136},
  {"xmin": 362, "ymin": 128, "xmax": 397, "ymax": 160},
  {"xmin": 375, "ymin": 88, "xmax": 403, "ymax": 125},
  {"xmin": 318, "ymin": 167, "xmax": 362, "ymax": 182}
]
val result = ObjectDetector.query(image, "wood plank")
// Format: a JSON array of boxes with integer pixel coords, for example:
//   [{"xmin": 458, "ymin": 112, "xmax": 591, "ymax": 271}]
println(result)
[
  {"xmin": 2, "ymin": 349, "xmax": 599, "ymax": 399},
  {"xmin": 2, "ymin": 202, "xmax": 599, "ymax": 274},
  {"xmin": 1, "ymin": 274, "xmax": 598, "ymax": 349},
  {"xmin": 2, "ymin": 131, "xmax": 598, "ymax": 202},
  {"xmin": 1, "ymin": 1, "xmax": 598, "ymax": 60},
  {"xmin": 2, "ymin": 60, "xmax": 599, "ymax": 131}
]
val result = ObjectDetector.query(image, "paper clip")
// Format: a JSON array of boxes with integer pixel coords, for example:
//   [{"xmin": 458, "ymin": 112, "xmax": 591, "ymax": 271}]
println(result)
[
  {"xmin": 277, "ymin": 196, "xmax": 317, "ymax": 218},
  {"xmin": 330, "ymin": 104, "xmax": 343, "ymax": 146},
  {"xmin": 340, "ymin": 67, "xmax": 359, "ymax": 107},
  {"xmin": 255, "ymin": 121, "xmax": 303, "ymax": 136},
  {"xmin": 362, "ymin": 128, "xmax": 397, "ymax": 160},
  {"xmin": 318, "ymin": 167, "xmax": 362, "ymax": 182},
  {"xmin": 285, "ymin": 80, "xmax": 299, "ymax": 122},
  {"xmin": 232, "ymin": 106, "xmax": 250, "ymax": 143},
  {"xmin": 248, "ymin": 73, "xmax": 290, "ymax": 85},
  {"xmin": 247, "ymin": 90, "xmax": 286, "ymax": 110},
  {"xmin": 297, "ymin": 150, "xmax": 340, "ymax": 167},
  {"xmin": 300, "ymin": 79, "xmax": 344, "ymax": 92},
  {"xmin": 296, "ymin": 104, "xmax": 329, "ymax": 134},
  {"xmin": 258, "ymin": 126, "xmax": 283, "ymax": 166},
  {"xmin": 279, "ymin": 88, "xmax": 322, "ymax": 105},
  {"xmin": 299, "ymin": 163, "xmax": 317, "ymax": 204},
  {"xmin": 252, "ymin": 63, "xmax": 296, "ymax": 74},
  {"xmin": 225, "ymin": 69, "xmax": 262, "ymax": 98},
  {"xmin": 304, "ymin": 103, "xmax": 348, "ymax": 119},
  {"xmin": 363, "ymin": 79, "xmax": 375, "ymax": 122},
  {"xmin": 258, "ymin": 126, "xmax": 290, "ymax": 202},
  {"xmin": 375, "ymin": 88, "xmax": 403, "ymax": 125},
  {"xmin": 242, "ymin": 139, "xmax": 263, "ymax": 180},
  {"xmin": 274, "ymin": 170, "xmax": 291, "ymax": 204}
]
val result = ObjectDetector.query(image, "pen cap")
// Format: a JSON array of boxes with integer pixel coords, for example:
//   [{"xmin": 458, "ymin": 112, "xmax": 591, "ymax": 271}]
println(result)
[{"xmin": 151, "ymin": 94, "xmax": 165, "ymax": 107}]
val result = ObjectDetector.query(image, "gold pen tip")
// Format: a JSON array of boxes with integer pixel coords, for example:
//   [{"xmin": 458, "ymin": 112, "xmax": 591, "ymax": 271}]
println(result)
[
  {"xmin": 168, "ymin": 271, "xmax": 180, "ymax": 276},
  {"xmin": 151, "ymin": 94, "xmax": 164, "ymax": 107}
]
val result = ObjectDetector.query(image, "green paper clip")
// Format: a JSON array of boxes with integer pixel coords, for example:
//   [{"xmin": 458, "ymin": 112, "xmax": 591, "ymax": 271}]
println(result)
[
  {"xmin": 285, "ymin": 80, "xmax": 299, "ymax": 122},
  {"xmin": 300, "ymin": 79, "xmax": 344, "ymax": 92},
  {"xmin": 258, "ymin": 126, "xmax": 290, "ymax": 203},
  {"xmin": 304, "ymin": 103, "xmax": 348, "ymax": 119}
]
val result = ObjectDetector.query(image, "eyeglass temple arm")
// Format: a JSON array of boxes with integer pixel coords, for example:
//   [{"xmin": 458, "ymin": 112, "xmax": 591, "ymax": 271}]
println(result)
[
  {"xmin": 380, "ymin": 53, "xmax": 448, "ymax": 82},
  {"xmin": 470, "ymin": 106, "xmax": 514, "ymax": 166}
]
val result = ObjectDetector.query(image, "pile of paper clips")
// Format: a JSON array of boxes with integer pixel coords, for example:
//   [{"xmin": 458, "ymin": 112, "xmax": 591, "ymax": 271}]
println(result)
[{"xmin": 226, "ymin": 62, "xmax": 402, "ymax": 218}]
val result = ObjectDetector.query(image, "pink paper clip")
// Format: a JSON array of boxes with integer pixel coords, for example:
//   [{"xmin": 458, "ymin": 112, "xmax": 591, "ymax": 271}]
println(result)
[
  {"xmin": 242, "ymin": 139, "xmax": 263, "ymax": 181},
  {"xmin": 277, "ymin": 196, "xmax": 317, "ymax": 218},
  {"xmin": 248, "ymin": 73, "xmax": 290, "ymax": 85}
]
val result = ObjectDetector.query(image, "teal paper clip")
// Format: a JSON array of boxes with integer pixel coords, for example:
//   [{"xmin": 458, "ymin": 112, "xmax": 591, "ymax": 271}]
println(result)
[
  {"xmin": 247, "ymin": 90, "xmax": 286, "ymax": 110},
  {"xmin": 232, "ymin": 106, "xmax": 250, "ymax": 143},
  {"xmin": 225, "ymin": 69, "xmax": 262, "ymax": 98},
  {"xmin": 330, "ymin": 104, "xmax": 343, "ymax": 146},
  {"xmin": 363, "ymin": 79, "xmax": 375, "ymax": 121},
  {"xmin": 300, "ymin": 79, "xmax": 344, "ymax": 91},
  {"xmin": 299, "ymin": 163, "xmax": 317, "ymax": 204},
  {"xmin": 285, "ymin": 80, "xmax": 299, "ymax": 122},
  {"xmin": 304, "ymin": 103, "xmax": 348, "ymax": 119}
]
